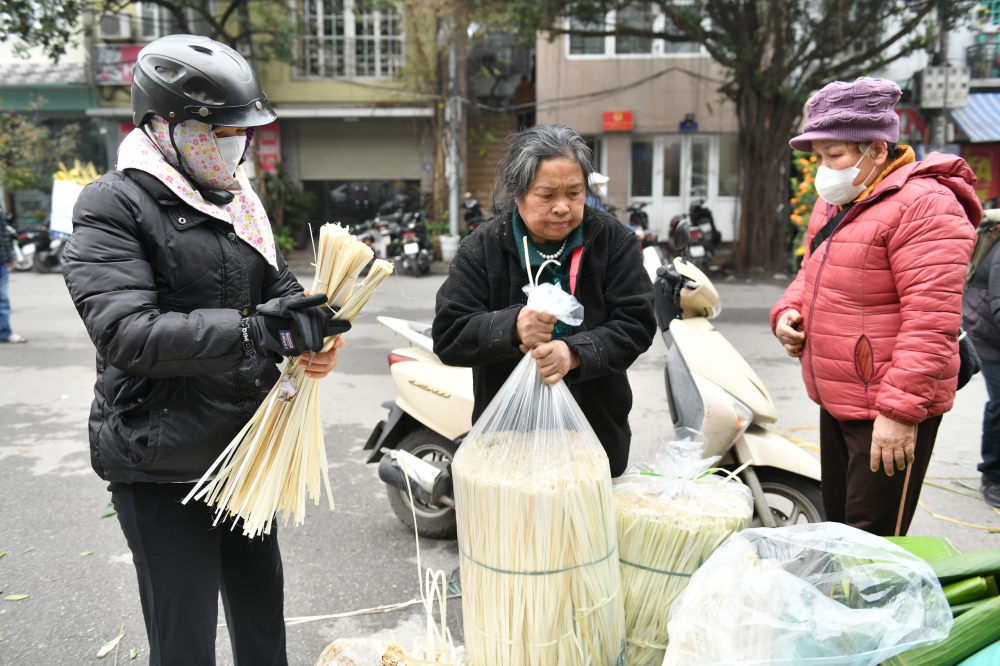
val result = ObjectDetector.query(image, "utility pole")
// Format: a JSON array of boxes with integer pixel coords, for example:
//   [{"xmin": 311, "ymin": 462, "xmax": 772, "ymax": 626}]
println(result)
[
  {"xmin": 446, "ymin": 21, "xmax": 461, "ymax": 237},
  {"xmin": 931, "ymin": 0, "xmax": 950, "ymax": 147}
]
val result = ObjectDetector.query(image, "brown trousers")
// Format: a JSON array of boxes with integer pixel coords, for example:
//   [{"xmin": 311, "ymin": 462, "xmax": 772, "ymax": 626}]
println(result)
[{"xmin": 819, "ymin": 409, "xmax": 941, "ymax": 536}]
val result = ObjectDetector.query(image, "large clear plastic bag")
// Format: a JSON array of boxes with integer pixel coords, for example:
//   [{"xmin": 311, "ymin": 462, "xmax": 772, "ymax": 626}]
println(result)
[
  {"xmin": 663, "ymin": 522, "xmax": 953, "ymax": 666},
  {"xmin": 614, "ymin": 428, "xmax": 754, "ymax": 666},
  {"xmin": 453, "ymin": 280, "xmax": 625, "ymax": 666}
]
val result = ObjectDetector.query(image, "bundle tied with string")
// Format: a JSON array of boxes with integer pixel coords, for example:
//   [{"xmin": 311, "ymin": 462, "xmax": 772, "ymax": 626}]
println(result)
[
  {"xmin": 185, "ymin": 224, "xmax": 394, "ymax": 538},
  {"xmin": 614, "ymin": 428, "xmax": 753, "ymax": 666},
  {"xmin": 453, "ymin": 240, "xmax": 626, "ymax": 666}
]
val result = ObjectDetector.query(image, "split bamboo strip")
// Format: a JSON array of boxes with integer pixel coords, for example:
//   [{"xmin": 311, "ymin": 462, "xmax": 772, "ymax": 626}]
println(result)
[
  {"xmin": 185, "ymin": 224, "xmax": 393, "ymax": 537},
  {"xmin": 614, "ymin": 476, "xmax": 753, "ymax": 666},
  {"xmin": 454, "ymin": 430, "xmax": 625, "ymax": 666}
]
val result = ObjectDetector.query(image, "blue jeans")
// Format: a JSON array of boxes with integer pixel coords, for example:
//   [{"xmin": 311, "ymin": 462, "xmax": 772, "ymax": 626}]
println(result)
[
  {"xmin": 980, "ymin": 360, "xmax": 1000, "ymax": 484},
  {"xmin": 0, "ymin": 263, "xmax": 10, "ymax": 340}
]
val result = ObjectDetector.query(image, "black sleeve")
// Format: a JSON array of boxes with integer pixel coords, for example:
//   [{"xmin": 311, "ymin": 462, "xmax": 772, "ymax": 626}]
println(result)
[
  {"xmin": 562, "ymin": 230, "xmax": 656, "ymax": 383},
  {"xmin": 62, "ymin": 179, "xmax": 244, "ymax": 378},
  {"xmin": 261, "ymin": 248, "xmax": 304, "ymax": 302},
  {"xmin": 432, "ymin": 233, "xmax": 523, "ymax": 367},
  {"xmin": 989, "ymin": 245, "xmax": 1000, "ymax": 330}
]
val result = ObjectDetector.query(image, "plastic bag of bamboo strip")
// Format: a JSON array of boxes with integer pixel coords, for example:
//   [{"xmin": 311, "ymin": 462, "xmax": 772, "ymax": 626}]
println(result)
[
  {"xmin": 453, "ymin": 256, "xmax": 625, "ymax": 666},
  {"xmin": 662, "ymin": 522, "xmax": 952, "ymax": 666},
  {"xmin": 613, "ymin": 428, "xmax": 753, "ymax": 666},
  {"xmin": 314, "ymin": 615, "xmax": 466, "ymax": 666}
]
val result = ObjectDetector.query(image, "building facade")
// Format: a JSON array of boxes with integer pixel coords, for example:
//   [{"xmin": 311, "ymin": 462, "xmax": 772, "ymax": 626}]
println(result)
[
  {"xmin": 85, "ymin": 0, "xmax": 436, "ymax": 227},
  {"xmin": 536, "ymin": 10, "xmax": 740, "ymax": 239}
]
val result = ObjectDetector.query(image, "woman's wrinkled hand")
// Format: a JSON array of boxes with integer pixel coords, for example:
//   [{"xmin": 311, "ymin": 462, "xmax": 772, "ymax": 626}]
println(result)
[
  {"xmin": 516, "ymin": 307, "xmax": 557, "ymax": 353},
  {"xmin": 301, "ymin": 336, "xmax": 345, "ymax": 379},
  {"xmin": 870, "ymin": 415, "xmax": 916, "ymax": 477},
  {"xmin": 532, "ymin": 340, "xmax": 579, "ymax": 385},
  {"xmin": 776, "ymin": 309, "xmax": 807, "ymax": 358}
]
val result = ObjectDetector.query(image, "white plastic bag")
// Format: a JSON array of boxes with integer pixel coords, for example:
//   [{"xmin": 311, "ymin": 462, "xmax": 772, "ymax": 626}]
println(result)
[
  {"xmin": 522, "ymin": 281, "xmax": 584, "ymax": 326},
  {"xmin": 453, "ymin": 261, "xmax": 625, "ymax": 666},
  {"xmin": 315, "ymin": 614, "xmax": 465, "ymax": 666},
  {"xmin": 614, "ymin": 428, "xmax": 753, "ymax": 666},
  {"xmin": 663, "ymin": 522, "xmax": 952, "ymax": 666}
]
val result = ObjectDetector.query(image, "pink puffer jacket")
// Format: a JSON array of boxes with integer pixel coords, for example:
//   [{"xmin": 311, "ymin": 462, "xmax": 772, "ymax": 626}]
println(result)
[{"xmin": 771, "ymin": 153, "xmax": 981, "ymax": 425}]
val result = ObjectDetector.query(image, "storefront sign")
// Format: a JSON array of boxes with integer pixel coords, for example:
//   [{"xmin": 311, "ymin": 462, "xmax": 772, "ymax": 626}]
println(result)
[
  {"xmin": 94, "ymin": 44, "xmax": 143, "ymax": 85},
  {"xmin": 961, "ymin": 144, "xmax": 1000, "ymax": 203},
  {"xmin": 257, "ymin": 122, "xmax": 280, "ymax": 174},
  {"xmin": 603, "ymin": 111, "xmax": 633, "ymax": 132}
]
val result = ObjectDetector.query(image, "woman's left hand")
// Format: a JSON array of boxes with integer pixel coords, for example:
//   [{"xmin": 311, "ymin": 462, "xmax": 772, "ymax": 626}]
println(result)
[
  {"xmin": 870, "ymin": 415, "xmax": 916, "ymax": 477},
  {"xmin": 532, "ymin": 340, "xmax": 579, "ymax": 385}
]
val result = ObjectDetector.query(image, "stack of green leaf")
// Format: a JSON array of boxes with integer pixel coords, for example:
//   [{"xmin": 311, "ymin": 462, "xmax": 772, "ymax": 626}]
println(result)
[{"xmin": 882, "ymin": 537, "xmax": 1000, "ymax": 666}]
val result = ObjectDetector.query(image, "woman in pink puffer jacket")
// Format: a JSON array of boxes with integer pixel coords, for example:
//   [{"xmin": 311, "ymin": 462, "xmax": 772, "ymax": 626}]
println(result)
[{"xmin": 771, "ymin": 77, "xmax": 981, "ymax": 536}]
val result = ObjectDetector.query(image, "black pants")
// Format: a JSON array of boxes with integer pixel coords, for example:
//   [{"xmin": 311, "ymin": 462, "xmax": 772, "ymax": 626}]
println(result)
[
  {"xmin": 109, "ymin": 482, "xmax": 287, "ymax": 666},
  {"xmin": 979, "ymin": 360, "xmax": 1000, "ymax": 484},
  {"xmin": 819, "ymin": 409, "xmax": 941, "ymax": 536}
]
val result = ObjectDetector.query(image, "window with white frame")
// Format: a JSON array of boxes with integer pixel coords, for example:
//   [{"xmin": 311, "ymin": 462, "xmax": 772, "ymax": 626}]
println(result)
[
  {"xmin": 137, "ymin": 2, "xmax": 213, "ymax": 40},
  {"xmin": 566, "ymin": 5, "xmax": 700, "ymax": 58},
  {"xmin": 297, "ymin": 0, "xmax": 404, "ymax": 79}
]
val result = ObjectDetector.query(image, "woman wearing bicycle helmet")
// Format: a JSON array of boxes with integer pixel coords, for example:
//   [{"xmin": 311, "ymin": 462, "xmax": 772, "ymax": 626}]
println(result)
[{"xmin": 62, "ymin": 35, "xmax": 344, "ymax": 665}]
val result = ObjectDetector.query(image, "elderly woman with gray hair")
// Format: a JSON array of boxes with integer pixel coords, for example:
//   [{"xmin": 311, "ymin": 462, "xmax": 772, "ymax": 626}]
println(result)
[{"xmin": 432, "ymin": 124, "xmax": 656, "ymax": 475}]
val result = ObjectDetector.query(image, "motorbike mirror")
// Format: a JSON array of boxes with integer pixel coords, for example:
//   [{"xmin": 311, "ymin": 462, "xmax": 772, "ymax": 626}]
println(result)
[{"xmin": 673, "ymin": 219, "xmax": 691, "ymax": 251}]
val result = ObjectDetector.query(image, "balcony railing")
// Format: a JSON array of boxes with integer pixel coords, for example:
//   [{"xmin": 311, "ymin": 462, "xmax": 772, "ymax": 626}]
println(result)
[{"xmin": 967, "ymin": 42, "xmax": 1000, "ymax": 80}]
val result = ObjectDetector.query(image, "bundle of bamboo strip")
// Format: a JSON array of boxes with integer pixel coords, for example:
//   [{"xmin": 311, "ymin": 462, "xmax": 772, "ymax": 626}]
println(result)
[
  {"xmin": 614, "ymin": 470, "xmax": 752, "ymax": 666},
  {"xmin": 185, "ymin": 224, "xmax": 393, "ymax": 538},
  {"xmin": 453, "ymin": 350, "xmax": 626, "ymax": 666}
]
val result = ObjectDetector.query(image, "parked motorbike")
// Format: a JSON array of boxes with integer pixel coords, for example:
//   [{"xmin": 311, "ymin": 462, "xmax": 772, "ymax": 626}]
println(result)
[
  {"xmin": 365, "ymin": 316, "xmax": 472, "ymax": 538},
  {"xmin": 365, "ymin": 236, "xmax": 824, "ymax": 535},
  {"xmin": 646, "ymin": 220, "xmax": 824, "ymax": 527},
  {"xmin": 400, "ymin": 212, "xmax": 432, "ymax": 278},
  {"xmin": 7, "ymin": 224, "xmax": 34, "ymax": 271},
  {"xmin": 627, "ymin": 201, "xmax": 650, "ymax": 230},
  {"xmin": 33, "ymin": 228, "xmax": 65, "ymax": 273},
  {"xmin": 669, "ymin": 199, "xmax": 720, "ymax": 269},
  {"xmin": 463, "ymin": 196, "xmax": 485, "ymax": 231}
]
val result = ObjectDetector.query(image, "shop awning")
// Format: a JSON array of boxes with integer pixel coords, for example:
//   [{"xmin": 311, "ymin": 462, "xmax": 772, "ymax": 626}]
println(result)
[{"xmin": 952, "ymin": 94, "xmax": 1000, "ymax": 143}]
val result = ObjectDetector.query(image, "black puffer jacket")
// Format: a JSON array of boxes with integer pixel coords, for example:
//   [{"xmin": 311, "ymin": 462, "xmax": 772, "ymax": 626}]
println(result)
[
  {"xmin": 62, "ymin": 169, "xmax": 302, "ymax": 483},
  {"xmin": 433, "ymin": 207, "xmax": 656, "ymax": 476},
  {"xmin": 963, "ymin": 240, "xmax": 1000, "ymax": 362},
  {"xmin": 0, "ymin": 217, "xmax": 15, "ymax": 265}
]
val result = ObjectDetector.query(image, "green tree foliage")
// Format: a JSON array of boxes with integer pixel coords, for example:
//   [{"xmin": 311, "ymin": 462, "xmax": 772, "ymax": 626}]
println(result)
[
  {"xmin": 0, "ymin": 111, "xmax": 80, "ymax": 193},
  {"xmin": 492, "ymin": 0, "xmax": 973, "ymax": 271},
  {"xmin": 1, "ymin": 0, "xmax": 302, "ymax": 64}
]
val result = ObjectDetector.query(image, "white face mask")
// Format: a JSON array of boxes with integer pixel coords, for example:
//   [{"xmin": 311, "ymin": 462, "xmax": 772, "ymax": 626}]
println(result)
[
  {"xmin": 814, "ymin": 146, "xmax": 877, "ymax": 206},
  {"xmin": 215, "ymin": 135, "xmax": 246, "ymax": 176}
]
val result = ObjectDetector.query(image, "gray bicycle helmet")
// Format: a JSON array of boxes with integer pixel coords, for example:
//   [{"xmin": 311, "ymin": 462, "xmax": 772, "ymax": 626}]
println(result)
[{"xmin": 131, "ymin": 34, "xmax": 277, "ymax": 128}]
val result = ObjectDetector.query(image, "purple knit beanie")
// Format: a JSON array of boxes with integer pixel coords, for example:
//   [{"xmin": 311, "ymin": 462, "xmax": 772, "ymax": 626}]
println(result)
[{"xmin": 789, "ymin": 77, "xmax": 901, "ymax": 153}]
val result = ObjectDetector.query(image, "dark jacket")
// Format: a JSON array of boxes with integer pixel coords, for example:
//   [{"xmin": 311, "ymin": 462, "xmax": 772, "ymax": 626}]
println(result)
[
  {"xmin": 432, "ymin": 207, "xmax": 656, "ymax": 476},
  {"xmin": 0, "ymin": 218, "xmax": 15, "ymax": 265},
  {"xmin": 62, "ymin": 168, "xmax": 302, "ymax": 483},
  {"xmin": 964, "ymin": 240, "xmax": 1000, "ymax": 362}
]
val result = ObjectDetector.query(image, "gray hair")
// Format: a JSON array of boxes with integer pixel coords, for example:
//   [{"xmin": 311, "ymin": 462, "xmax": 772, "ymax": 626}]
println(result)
[{"xmin": 491, "ymin": 124, "xmax": 597, "ymax": 220}]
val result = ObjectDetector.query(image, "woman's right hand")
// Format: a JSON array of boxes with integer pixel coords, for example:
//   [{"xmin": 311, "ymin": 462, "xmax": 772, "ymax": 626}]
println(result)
[
  {"xmin": 776, "ymin": 309, "xmax": 807, "ymax": 357},
  {"xmin": 516, "ymin": 307, "xmax": 557, "ymax": 354}
]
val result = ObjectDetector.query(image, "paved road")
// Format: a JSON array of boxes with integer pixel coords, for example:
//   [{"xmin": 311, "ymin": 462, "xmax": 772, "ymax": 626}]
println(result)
[{"xmin": 1, "ymin": 265, "xmax": 998, "ymax": 665}]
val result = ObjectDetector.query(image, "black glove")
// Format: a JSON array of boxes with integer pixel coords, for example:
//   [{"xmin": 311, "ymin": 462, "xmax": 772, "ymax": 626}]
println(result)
[{"xmin": 241, "ymin": 294, "xmax": 352, "ymax": 358}]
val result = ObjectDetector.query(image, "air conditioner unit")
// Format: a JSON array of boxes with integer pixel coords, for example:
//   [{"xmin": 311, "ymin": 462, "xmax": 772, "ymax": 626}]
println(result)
[
  {"xmin": 97, "ymin": 14, "xmax": 132, "ymax": 41},
  {"xmin": 917, "ymin": 66, "xmax": 970, "ymax": 109}
]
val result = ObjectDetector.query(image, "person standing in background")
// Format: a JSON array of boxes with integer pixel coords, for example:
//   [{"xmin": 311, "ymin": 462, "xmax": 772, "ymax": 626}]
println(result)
[
  {"xmin": 0, "ymin": 214, "xmax": 27, "ymax": 344},
  {"xmin": 514, "ymin": 75, "xmax": 536, "ymax": 129},
  {"xmin": 961, "ymin": 220, "xmax": 1000, "ymax": 508}
]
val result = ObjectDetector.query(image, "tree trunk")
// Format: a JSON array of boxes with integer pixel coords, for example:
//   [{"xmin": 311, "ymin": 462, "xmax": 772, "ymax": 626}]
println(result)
[{"xmin": 733, "ymin": 85, "xmax": 800, "ymax": 274}]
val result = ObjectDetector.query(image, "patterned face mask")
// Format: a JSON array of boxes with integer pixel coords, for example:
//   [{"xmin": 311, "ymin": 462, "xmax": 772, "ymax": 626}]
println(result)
[{"xmin": 116, "ymin": 116, "xmax": 277, "ymax": 268}]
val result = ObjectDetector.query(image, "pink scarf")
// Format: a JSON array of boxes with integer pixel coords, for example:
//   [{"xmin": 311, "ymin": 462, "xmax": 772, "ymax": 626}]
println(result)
[{"xmin": 117, "ymin": 116, "xmax": 277, "ymax": 268}]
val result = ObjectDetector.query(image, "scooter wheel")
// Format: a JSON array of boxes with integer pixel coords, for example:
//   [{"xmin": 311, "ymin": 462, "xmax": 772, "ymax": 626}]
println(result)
[
  {"xmin": 750, "ymin": 467, "xmax": 826, "ymax": 527},
  {"xmin": 385, "ymin": 426, "xmax": 458, "ymax": 539}
]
